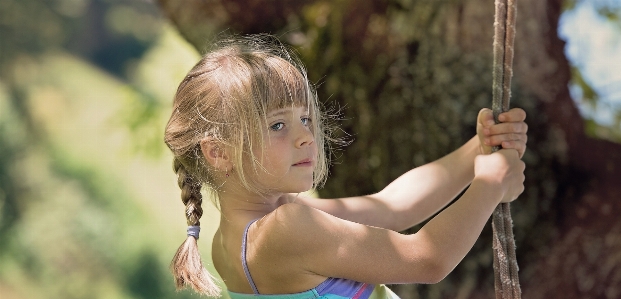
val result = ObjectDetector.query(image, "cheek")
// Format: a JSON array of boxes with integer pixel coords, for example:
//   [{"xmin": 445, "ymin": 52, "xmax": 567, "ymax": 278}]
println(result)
[
  {"xmin": 257, "ymin": 140, "xmax": 289, "ymax": 168},
  {"xmin": 268, "ymin": 143, "xmax": 290, "ymax": 165}
]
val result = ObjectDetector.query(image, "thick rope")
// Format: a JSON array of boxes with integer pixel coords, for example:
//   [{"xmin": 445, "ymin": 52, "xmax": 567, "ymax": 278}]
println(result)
[{"xmin": 491, "ymin": 0, "xmax": 521, "ymax": 298}]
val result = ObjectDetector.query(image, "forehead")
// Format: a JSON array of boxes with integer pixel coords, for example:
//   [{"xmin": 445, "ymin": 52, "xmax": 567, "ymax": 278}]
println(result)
[
  {"xmin": 258, "ymin": 57, "xmax": 311, "ymax": 108},
  {"xmin": 267, "ymin": 106, "xmax": 310, "ymax": 117}
]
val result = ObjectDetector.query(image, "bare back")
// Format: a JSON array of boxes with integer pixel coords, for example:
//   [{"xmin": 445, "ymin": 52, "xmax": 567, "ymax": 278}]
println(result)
[{"xmin": 212, "ymin": 203, "xmax": 327, "ymax": 294}]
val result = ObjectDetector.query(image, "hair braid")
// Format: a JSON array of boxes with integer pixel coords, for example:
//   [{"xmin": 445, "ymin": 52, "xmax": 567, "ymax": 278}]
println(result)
[
  {"xmin": 175, "ymin": 158, "xmax": 204, "ymax": 226},
  {"xmin": 170, "ymin": 157, "xmax": 221, "ymax": 296}
]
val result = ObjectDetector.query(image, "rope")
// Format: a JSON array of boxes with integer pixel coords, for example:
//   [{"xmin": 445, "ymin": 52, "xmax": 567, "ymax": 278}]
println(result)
[{"xmin": 491, "ymin": 0, "xmax": 521, "ymax": 298}]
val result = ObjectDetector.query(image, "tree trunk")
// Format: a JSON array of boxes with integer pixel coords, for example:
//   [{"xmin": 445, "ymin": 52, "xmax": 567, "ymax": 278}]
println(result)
[{"xmin": 157, "ymin": 0, "xmax": 621, "ymax": 297}]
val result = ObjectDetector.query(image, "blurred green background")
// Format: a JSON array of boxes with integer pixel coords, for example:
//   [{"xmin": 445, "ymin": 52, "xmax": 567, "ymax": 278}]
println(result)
[{"xmin": 0, "ymin": 1, "xmax": 221, "ymax": 298}]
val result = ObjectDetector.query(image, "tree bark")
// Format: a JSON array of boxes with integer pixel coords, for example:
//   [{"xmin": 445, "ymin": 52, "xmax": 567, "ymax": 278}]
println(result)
[{"xmin": 157, "ymin": 0, "xmax": 621, "ymax": 297}]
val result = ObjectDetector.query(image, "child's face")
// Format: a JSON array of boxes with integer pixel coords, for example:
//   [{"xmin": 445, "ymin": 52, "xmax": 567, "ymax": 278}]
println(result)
[{"xmin": 251, "ymin": 105, "xmax": 317, "ymax": 193}]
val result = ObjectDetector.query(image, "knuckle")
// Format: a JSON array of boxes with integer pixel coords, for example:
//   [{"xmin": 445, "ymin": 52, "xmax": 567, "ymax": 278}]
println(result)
[{"xmin": 515, "ymin": 123, "xmax": 524, "ymax": 132}]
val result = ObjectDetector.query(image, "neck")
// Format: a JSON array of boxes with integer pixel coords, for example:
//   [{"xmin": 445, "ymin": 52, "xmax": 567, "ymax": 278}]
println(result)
[{"xmin": 216, "ymin": 180, "xmax": 288, "ymax": 226}]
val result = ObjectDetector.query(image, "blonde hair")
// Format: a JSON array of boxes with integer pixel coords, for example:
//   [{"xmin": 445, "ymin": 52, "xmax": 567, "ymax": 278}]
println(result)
[{"xmin": 164, "ymin": 34, "xmax": 333, "ymax": 296}]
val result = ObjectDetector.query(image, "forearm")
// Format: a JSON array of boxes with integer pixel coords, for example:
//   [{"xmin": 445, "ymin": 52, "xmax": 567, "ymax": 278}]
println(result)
[
  {"xmin": 413, "ymin": 178, "xmax": 502, "ymax": 279},
  {"xmin": 377, "ymin": 136, "xmax": 480, "ymax": 230}
]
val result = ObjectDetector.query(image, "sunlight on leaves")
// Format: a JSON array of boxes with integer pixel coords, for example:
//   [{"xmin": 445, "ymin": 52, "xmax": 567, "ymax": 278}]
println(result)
[{"xmin": 560, "ymin": 0, "xmax": 621, "ymax": 143}]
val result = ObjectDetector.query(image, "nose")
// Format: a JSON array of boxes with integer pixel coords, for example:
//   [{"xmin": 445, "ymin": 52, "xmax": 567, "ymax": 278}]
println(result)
[{"xmin": 295, "ymin": 125, "xmax": 314, "ymax": 148}]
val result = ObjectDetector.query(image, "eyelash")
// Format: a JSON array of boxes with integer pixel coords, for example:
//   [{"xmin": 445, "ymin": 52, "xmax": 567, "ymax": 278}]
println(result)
[
  {"xmin": 269, "ymin": 117, "xmax": 312, "ymax": 131},
  {"xmin": 301, "ymin": 117, "xmax": 312, "ymax": 126},
  {"xmin": 270, "ymin": 122, "xmax": 285, "ymax": 131}
]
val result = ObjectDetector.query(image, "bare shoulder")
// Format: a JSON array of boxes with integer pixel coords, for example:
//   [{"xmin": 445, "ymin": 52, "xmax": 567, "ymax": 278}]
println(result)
[
  {"xmin": 253, "ymin": 201, "xmax": 360, "ymax": 269},
  {"xmin": 248, "ymin": 203, "xmax": 333, "ymax": 292},
  {"xmin": 256, "ymin": 202, "xmax": 333, "ymax": 248}
]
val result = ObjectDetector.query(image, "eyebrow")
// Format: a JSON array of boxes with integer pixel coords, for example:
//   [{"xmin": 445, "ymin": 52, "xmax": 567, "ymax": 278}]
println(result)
[{"xmin": 268, "ymin": 110, "xmax": 289, "ymax": 118}]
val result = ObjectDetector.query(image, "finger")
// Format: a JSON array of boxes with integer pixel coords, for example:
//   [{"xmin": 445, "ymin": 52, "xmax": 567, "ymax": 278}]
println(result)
[
  {"xmin": 484, "ymin": 132, "xmax": 527, "ymax": 147},
  {"xmin": 478, "ymin": 108, "xmax": 495, "ymax": 127},
  {"xmin": 492, "ymin": 133, "xmax": 527, "ymax": 158},
  {"xmin": 480, "ymin": 145, "xmax": 492, "ymax": 155},
  {"xmin": 498, "ymin": 108, "xmax": 526, "ymax": 123},
  {"xmin": 486, "ymin": 132, "xmax": 527, "ymax": 144},
  {"xmin": 498, "ymin": 148, "xmax": 520, "ymax": 159},
  {"xmin": 485, "ymin": 122, "xmax": 528, "ymax": 136},
  {"xmin": 500, "ymin": 140, "xmax": 527, "ymax": 158}
]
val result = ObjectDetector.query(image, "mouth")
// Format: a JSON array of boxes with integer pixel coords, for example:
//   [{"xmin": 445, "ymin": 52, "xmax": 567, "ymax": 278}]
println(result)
[{"xmin": 292, "ymin": 158, "xmax": 313, "ymax": 167}]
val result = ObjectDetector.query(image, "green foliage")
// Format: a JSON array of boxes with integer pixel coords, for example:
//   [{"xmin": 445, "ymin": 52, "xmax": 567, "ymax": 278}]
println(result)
[
  {"xmin": 563, "ymin": 0, "xmax": 578, "ymax": 11},
  {"xmin": 0, "ymin": 1, "xmax": 219, "ymax": 298},
  {"xmin": 564, "ymin": 0, "xmax": 621, "ymax": 27},
  {"xmin": 593, "ymin": 0, "xmax": 621, "ymax": 24},
  {"xmin": 562, "ymin": 2, "xmax": 621, "ymax": 143},
  {"xmin": 597, "ymin": 6, "xmax": 621, "ymax": 23},
  {"xmin": 0, "ymin": 0, "xmax": 162, "ymax": 78},
  {"xmin": 571, "ymin": 66, "xmax": 599, "ymax": 107},
  {"xmin": 585, "ymin": 118, "xmax": 621, "ymax": 141},
  {"xmin": 0, "ymin": 0, "xmax": 72, "ymax": 64},
  {"xmin": 0, "ymin": 58, "xmax": 216, "ymax": 299},
  {"xmin": 0, "ymin": 84, "xmax": 29, "ymax": 245},
  {"xmin": 116, "ymin": 86, "xmax": 166, "ymax": 157},
  {"xmin": 569, "ymin": 62, "xmax": 621, "ymax": 143}
]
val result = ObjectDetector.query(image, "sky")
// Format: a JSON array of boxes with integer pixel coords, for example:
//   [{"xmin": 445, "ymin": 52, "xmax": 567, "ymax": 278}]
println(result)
[{"xmin": 559, "ymin": 0, "xmax": 621, "ymax": 126}]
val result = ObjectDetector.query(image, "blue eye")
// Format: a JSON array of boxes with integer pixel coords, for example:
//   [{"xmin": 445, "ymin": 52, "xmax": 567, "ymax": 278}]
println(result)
[
  {"xmin": 270, "ymin": 122, "xmax": 285, "ymax": 131},
  {"xmin": 301, "ymin": 117, "xmax": 312, "ymax": 126}
]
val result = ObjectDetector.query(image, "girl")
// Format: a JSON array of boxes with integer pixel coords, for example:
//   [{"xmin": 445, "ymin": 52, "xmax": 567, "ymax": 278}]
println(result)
[{"xmin": 164, "ymin": 34, "xmax": 527, "ymax": 298}]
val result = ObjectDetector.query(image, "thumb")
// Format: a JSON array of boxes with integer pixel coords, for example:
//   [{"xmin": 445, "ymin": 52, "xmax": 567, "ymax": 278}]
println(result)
[
  {"xmin": 477, "ymin": 108, "xmax": 494, "ymax": 155},
  {"xmin": 477, "ymin": 108, "xmax": 495, "ymax": 127}
]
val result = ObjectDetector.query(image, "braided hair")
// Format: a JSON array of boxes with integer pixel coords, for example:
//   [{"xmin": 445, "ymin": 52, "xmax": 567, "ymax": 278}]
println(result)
[{"xmin": 169, "ymin": 157, "xmax": 220, "ymax": 296}]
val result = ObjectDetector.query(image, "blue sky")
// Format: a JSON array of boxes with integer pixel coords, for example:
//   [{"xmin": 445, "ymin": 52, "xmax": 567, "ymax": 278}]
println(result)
[{"xmin": 559, "ymin": 0, "xmax": 621, "ymax": 126}]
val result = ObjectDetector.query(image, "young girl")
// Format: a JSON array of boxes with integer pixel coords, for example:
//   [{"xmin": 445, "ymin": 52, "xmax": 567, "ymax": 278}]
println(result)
[{"xmin": 164, "ymin": 34, "xmax": 527, "ymax": 298}]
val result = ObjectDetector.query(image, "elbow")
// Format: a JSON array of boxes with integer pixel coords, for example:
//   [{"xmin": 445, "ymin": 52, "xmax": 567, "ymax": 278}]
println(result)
[
  {"xmin": 419, "ymin": 258, "xmax": 454, "ymax": 284},
  {"xmin": 401, "ymin": 257, "xmax": 450, "ymax": 284},
  {"xmin": 403, "ymin": 234, "xmax": 461, "ymax": 284},
  {"xmin": 425, "ymin": 266, "xmax": 450, "ymax": 284}
]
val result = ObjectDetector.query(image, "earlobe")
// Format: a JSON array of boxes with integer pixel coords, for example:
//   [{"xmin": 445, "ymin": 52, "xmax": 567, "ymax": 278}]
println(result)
[{"xmin": 200, "ymin": 139, "xmax": 232, "ymax": 171}]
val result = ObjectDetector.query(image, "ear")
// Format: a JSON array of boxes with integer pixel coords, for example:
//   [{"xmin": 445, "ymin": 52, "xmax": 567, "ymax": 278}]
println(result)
[{"xmin": 200, "ymin": 139, "xmax": 232, "ymax": 171}]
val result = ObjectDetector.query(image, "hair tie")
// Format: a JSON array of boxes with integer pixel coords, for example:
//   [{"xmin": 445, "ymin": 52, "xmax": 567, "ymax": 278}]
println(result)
[{"xmin": 187, "ymin": 226, "xmax": 201, "ymax": 239}]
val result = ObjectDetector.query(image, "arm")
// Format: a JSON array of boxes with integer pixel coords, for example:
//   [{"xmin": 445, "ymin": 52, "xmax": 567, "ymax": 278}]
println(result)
[
  {"xmin": 297, "ymin": 108, "xmax": 527, "ymax": 231},
  {"xmin": 265, "ymin": 149, "xmax": 525, "ymax": 285},
  {"xmin": 297, "ymin": 137, "xmax": 479, "ymax": 231}
]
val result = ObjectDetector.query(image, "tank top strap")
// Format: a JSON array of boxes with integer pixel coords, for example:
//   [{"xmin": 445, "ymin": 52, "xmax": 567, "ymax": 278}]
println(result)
[{"xmin": 241, "ymin": 218, "xmax": 261, "ymax": 294}]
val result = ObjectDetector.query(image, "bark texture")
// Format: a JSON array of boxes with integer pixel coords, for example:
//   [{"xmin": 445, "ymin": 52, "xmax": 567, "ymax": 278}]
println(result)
[{"xmin": 157, "ymin": 0, "xmax": 621, "ymax": 298}]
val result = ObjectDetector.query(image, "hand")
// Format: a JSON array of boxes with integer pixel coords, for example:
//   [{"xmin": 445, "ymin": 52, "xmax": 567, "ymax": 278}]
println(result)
[
  {"xmin": 476, "ymin": 108, "xmax": 528, "ymax": 158},
  {"xmin": 474, "ymin": 149, "xmax": 525, "ymax": 203}
]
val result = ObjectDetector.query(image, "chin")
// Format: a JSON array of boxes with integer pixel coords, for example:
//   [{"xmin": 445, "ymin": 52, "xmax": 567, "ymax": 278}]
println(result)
[
  {"xmin": 291, "ymin": 183, "xmax": 314, "ymax": 193},
  {"xmin": 300, "ymin": 186, "xmax": 313, "ymax": 193}
]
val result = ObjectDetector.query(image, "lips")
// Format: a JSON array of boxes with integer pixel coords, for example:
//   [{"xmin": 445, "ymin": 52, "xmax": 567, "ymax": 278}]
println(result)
[{"xmin": 292, "ymin": 158, "xmax": 313, "ymax": 166}]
